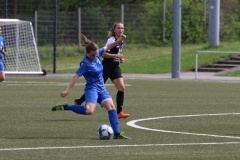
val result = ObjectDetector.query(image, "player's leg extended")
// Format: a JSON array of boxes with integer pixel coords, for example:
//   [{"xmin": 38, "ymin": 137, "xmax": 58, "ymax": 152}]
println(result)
[
  {"xmin": 52, "ymin": 102, "xmax": 96, "ymax": 115},
  {"xmin": 67, "ymin": 104, "xmax": 87, "ymax": 114},
  {"xmin": 53, "ymin": 89, "xmax": 97, "ymax": 115}
]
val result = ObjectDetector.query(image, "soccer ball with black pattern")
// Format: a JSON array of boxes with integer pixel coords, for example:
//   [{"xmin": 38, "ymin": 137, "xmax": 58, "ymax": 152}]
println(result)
[{"xmin": 97, "ymin": 124, "xmax": 113, "ymax": 140}]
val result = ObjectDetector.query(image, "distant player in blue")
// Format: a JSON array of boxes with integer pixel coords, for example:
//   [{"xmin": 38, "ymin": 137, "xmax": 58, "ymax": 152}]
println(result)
[
  {"xmin": 52, "ymin": 33, "xmax": 130, "ymax": 139},
  {"xmin": 0, "ymin": 26, "xmax": 7, "ymax": 82}
]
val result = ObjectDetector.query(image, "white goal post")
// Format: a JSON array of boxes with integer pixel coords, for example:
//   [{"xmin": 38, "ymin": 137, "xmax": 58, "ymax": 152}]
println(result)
[{"xmin": 0, "ymin": 19, "xmax": 46, "ymax": 75}]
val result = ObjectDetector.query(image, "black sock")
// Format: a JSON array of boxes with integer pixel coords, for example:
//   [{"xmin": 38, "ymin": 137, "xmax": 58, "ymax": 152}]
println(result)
[
  {"xmin": 77, "ymin": 94, "xmax": 86, "ymax": 105},
  {"xmin": 116, "ymin": 91, "xmax": 124, "ymax": 114}
]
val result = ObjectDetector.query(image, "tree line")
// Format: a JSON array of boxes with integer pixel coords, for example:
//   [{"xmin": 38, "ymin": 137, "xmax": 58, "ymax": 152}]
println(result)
[
  {"xmin": 4, "ymin": 0, "xmax": 240, "ymax": 13},
  {"xmin": 2, "ymin": 0, "xmax": 240, "ymax": 46}
]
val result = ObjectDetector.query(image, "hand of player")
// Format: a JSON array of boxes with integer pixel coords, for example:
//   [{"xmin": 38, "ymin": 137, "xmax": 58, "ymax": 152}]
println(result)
[
  {"xmin": 120, "ymin": 57, "xmax": 125, "ymax": 63},
  {"xmin": 120, "ymin": 34, "xmax": 126, "ymax": 40},
  {"xmin": 119, "ymin": 54, "xmax": 124, "ymax": 63},
  {"xmin": 60, "ymin": 90, "xmax": 69, "ymax": 97},
  {"xmin": 0, "ymin": 47, "xmax": 7, "ymax": 56}
]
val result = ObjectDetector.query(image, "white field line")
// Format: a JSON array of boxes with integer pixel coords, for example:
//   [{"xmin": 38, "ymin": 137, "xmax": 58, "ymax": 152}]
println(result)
[
  {"xmin": 127, "ymin": 113, "xmax": 240, "ymax": 139},
  {"xmin": 1, "ymin": 142, "xmax": 240, "ymax": 151}
]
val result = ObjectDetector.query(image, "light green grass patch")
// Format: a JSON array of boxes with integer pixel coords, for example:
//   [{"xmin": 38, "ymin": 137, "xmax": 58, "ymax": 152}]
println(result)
[{"xmin": 39, "ymin": 41, "xmax": 240, "ymax": 74}]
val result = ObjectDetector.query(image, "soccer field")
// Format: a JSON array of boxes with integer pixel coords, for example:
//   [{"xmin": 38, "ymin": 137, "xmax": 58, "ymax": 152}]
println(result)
[{"xmin": 1, "ymin": 76, "xmax": 240, "ymax": 160}]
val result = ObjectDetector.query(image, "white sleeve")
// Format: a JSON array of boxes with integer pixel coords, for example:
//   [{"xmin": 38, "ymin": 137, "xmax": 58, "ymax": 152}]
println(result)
[{"xmin": 105, "ymin": 36, "xmax": 115, "ymax": 46}]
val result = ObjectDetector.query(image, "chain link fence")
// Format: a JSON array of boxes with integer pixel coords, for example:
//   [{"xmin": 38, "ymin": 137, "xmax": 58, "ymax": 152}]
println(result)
[{"xmin": 0, "ymin": 1, "xmax": 240, "ymax": 48}]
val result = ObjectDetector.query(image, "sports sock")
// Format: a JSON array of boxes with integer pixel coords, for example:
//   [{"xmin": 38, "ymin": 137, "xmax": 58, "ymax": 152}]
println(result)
[
  {"xmin": 65, "ymin": 105, "xmax": 86, "ymax": 115},
  {"xmin": 116, "ymin": 91, "xmax": 124, "ymax": 114},
  {"xmin": 108, "ymin": 110, "xmax": 120, "ymax": 134},
  {"xmin": 77, "ymin": 94, "xmax": 86, "ymax": 104}
]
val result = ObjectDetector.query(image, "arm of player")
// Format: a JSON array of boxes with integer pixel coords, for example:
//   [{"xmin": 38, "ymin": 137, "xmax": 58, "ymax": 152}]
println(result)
[
  {"xmin": 0, "ymin": 46, "xmax": 7, "ymax": 56},
  {"xmin": 104, "ymin": 35, "xmax": 126, "ymax": 51},
  {"xmin": 102, "ymin": 52, "xmax": 124, "ymax": 59},
  {"xmin": 60, "ymin": 74, "xmax": 80, "ymax": 97},
  {"xmin": 2, "ymin": 50, "xmax": 7, "ymax": 56}
]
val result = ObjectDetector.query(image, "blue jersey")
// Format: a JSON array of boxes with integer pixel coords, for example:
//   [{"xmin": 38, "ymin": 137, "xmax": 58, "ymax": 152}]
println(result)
[
  {"xmin": 76, "ymin": 47, "xmax": 105, "ymax": 90},
  {"xmin": 0, "ymin": 36, "xmax": 5, "ymax": 62}
]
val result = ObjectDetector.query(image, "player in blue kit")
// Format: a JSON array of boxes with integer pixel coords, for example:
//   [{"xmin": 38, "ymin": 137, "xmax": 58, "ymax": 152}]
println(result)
[
  {"xmin": 0, "ymin": 26, "xmax": 7, "ymax": 82},
  {"xmin": 52, "ymin": 33, "xmax": 130, "ymax": 139},
  {"xmin": 74, "ymin": 22, "xmax": 129, "ymax": 119}
]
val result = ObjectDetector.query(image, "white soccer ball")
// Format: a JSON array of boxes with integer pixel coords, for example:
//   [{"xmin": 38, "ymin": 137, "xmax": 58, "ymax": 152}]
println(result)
[{"xmin": 97, "ymin": 124, "xmax": 114, "ymax": 140}]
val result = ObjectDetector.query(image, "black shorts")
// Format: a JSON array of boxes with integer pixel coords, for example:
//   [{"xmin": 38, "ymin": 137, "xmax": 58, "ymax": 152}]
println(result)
[{"xmin": 102, "ymin": 60, "xmax": 122, "ymax": 82}]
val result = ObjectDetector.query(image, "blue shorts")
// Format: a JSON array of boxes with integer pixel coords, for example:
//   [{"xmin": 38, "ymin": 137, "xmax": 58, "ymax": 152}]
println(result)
[
  {"xmin": 84, "ymin": 88, "xmax": 112, "ymax": 106},
  {"xmin": 0, "ymin": 62, "xmax": 4, "ymax": 71}
]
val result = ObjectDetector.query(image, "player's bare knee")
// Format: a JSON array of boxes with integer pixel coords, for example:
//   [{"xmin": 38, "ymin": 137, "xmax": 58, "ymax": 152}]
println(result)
[
  {"xmin": 109, "ymin": 104, "xmax": 116, "ymax": 110},
  {"xmin": 118, "ymin": 86, "xmax": 125, "ymax": 92},
  {"xmin": 121, "ymin": 87, "xmax": 125, "ymax": 92},
  {"xmin": 85, "ymin": 110, "xmax": 94, "ymax": 115}
]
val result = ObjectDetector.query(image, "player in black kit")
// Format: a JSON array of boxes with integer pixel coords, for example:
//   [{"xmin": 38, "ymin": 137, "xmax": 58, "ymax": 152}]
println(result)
[{"xmin": 74, "ymin": 22, "xmax": 129, "ymax": 119}]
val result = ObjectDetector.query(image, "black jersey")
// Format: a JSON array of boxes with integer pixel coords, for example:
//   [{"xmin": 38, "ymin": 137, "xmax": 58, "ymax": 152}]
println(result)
[{"xmin": 104, "ymin": 36, "xmax": 123, "ymax": 62}]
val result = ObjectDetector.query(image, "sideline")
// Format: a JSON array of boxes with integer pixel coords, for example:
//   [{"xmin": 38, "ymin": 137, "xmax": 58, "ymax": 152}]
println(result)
[
  {"xmin": 45, "ymin": 72, "xmax": 240, "ymax": 81},
  {"xmin": 123, "ymin": 72, "xmax": 240, "ymax": 81}
]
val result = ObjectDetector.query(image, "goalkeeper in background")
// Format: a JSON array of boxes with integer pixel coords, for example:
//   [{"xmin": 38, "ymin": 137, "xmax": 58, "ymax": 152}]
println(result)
[{"xmin": 0, "ymin": 26, "xmax": 7, "ymax": 82}]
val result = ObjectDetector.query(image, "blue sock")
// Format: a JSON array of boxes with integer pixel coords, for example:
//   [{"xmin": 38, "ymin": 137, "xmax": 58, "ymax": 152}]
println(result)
[
  {"xmin": 65, "ymin": 105, "xmax": 86, "ymax": 115},
  {"xmin": 108, "ymin": 110, "xmax": 120, "ymax": 134}
]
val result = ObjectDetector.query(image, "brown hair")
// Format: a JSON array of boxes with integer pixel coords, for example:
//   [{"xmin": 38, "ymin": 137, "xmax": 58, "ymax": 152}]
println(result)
[
  {"xmin": 79, "ymin": 33, "xmax": 98, "ymax": 53},
  {"xmin": 85, "ymin": 42, "xmax": 98, "ymax": 53},
  {"xmin": 107, "ymin": 22, "xmax": 123, "ymax": 38}
]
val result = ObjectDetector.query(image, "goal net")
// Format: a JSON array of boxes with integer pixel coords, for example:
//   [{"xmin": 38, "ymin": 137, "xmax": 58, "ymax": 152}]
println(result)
[{"xmin": 0, "ymin": 19, "xmax": 46, "ymax": 75}]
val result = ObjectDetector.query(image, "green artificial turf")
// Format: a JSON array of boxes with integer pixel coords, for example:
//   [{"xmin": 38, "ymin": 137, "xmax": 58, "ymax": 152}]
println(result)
[{"xmin": 1, "ymin": 76, "xmax": 240, "ymax": 159}]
